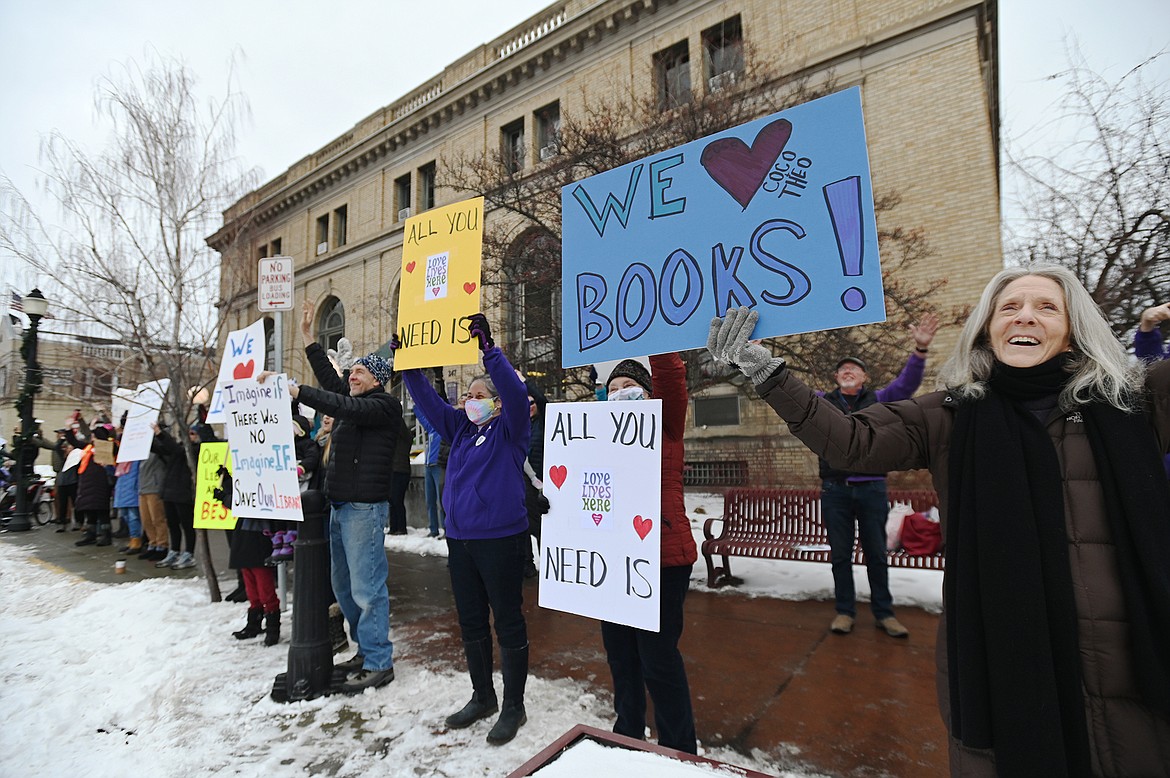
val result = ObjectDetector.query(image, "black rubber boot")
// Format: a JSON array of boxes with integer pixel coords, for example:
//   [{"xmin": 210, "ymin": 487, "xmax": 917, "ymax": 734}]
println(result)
[
  {"xmin": 328, "ymin": 603, "xmax": 350, "ymax": 655},
  {"xmin": 225, "ymin": 570, "xmax": 248, "ymax": 603},
  {"xmin": 233, "ymin": 607, "xmax": 263, "ymax": 640},
  {"xmin": 486, "ymin": 643, "xmax": 528, "ymax": 744},
  {"xmin": 74, "ymin": 526, "xmax": 97, "ymax": 546},
  {"xmin": 445, "ymin": 637, "xmax": 498, "ymax": 729},
  {"xmin": 263, "ymin": 610, "xmax": 281, "ymax": 647},
  {"xmin": 95, "ymin": 523, "xmax": 112, "ymax": 547}
]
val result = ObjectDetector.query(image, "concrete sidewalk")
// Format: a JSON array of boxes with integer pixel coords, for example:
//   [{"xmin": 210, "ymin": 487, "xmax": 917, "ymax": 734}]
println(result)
[{"xmin": 4, "ymin": 523, "xmax": 948, "ymax": 777}]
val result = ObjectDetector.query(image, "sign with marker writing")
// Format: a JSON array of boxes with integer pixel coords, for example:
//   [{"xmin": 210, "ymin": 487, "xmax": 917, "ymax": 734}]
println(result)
[
  {"xmin": 193, "ymin": 442, "xmax": 236, "ymax": 530},
  {"xmin": 116, "ymin": 379, "xmax": 170, "ymax": 463},
  {"xmin": 394, "ymin": 197, "xmax": 485, "ymax": 369},
  {"xmin": 560, "ymin": 86, "xmax": 883, "ymax": 366},
  {"xmin": 539, "ymin": 400, "xmax": 662, "ymax": 631},
  {"xmin": 206, "ymin": 319, "xmax": 267, "ymax": 425},
  {"xmin": 223, "ymin": 376, "xmax": 303, "ymax": 521}
]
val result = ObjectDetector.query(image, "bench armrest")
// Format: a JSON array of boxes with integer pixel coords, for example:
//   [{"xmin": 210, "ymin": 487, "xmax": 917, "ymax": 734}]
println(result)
[{"xmin": 702, "ymin": 517, "xmax": 723, "ymax": 541}]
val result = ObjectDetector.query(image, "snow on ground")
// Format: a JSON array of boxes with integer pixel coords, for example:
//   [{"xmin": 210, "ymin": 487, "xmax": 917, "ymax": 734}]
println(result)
[{"xmin": 0, "ymin": 493, "xmax": 939, "ymax": 777}]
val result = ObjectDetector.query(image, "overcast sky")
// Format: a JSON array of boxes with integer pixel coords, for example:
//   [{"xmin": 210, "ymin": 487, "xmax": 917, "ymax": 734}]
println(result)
[{"xmin": 1, "ymin": 0, "xmax": 1167, "ymax": 295}]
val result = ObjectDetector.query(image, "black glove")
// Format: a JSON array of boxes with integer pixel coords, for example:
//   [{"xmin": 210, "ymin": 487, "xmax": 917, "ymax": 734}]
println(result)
[
  {"xmin": 465, "ymin": 313, "xmax": 495, "ymax": 351},
  {"xmin": 389, "ymin": 333, "xmax": 401, "ymax": 351}
]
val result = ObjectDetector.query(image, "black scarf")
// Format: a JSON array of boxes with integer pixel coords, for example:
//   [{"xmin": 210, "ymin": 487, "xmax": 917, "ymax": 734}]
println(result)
[{"xmin": 947, "ymin": 355, "xmax": 1170, "ymax": 777}]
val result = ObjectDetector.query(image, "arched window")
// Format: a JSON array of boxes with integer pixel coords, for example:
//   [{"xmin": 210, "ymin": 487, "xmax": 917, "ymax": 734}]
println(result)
[
  {"xmin": 317, "ymin": 297, "xmax": 346, "ymax": 351},
  {"xmin": 504, "ymin": 230, "xmax": 560, "ymax": 347}
]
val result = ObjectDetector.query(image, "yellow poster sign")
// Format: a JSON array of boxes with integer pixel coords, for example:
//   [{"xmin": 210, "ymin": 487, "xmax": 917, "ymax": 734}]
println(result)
[
  {"xmin": 393, "ymin": 197, "xmax": 484, "ymax": 369},
  {"xmin": 193, "ymin": 442, "xmax": 236, "ymax": 530}
]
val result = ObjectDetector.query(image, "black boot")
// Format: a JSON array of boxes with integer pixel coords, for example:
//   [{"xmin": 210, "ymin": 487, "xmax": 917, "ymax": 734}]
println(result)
[
  {"xmin": 95, "ymin": 523, "xmax": 112, "ymax": 547},
  {"xmin": 233, "ymin": 607, "xmax": 263, "ymax": 640},
  {"xmin": 328, "ymin": 603, "xmax": 350, "ymax": 655},
  {"xmin": 263, "ymin": 610, "xmax": 281, "ymax": 647},
  {"xmin": 445, "ymin": 637, "xmax": 498, "ymax": 729},
  {"xmin": 74, "ymin": 526, "xmax": 97, "ymax": 546},
  {"xmin": 225, "ymin": 570, "xmax": 248, "ymax": 603},
  {"xmin": 486, "ymin": 643, "xmax": 528, "ymax": 744}
]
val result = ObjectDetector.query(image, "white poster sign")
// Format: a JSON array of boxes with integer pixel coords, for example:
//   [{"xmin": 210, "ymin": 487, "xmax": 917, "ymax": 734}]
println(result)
[
  {"xmin": 116, "ymin": 379, "xmax": 171, "ymax": 463},
  {"xmin": 206, "ymin": 319, "xmax": 267, "ymax": 425},
  {"xmin": 223, "ymin": 375, "xmax": 303, "ymax": 521},
  {"xmin": 538, "ymin": 400, "xmax": 662, "ymax": 630}
]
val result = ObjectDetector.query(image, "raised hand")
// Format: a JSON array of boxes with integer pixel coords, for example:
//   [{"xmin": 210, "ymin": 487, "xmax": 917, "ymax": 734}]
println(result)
[
  {"xmin": 1140, "ymin": 303, "xmax": 1170, "ymax": 332},
  {"xmin": 300, "ymin": 301, "xmax": 314, "ymax": 344},
  {"xmin": 465, "ymin": 313, "xmax": 495, "ymax": 351},
  {"xmin": 706, "ymin": 307, "xmax": 785, "ymax": 385},
  {"xmin": 910, "ymin": 312, "xmax": 940, "ymax": 350}
]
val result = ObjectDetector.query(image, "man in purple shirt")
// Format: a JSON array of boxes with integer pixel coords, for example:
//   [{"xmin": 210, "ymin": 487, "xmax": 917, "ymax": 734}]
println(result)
[
  {"xmin": 1134, "ymin": 303, "xmax": 1170, "ymax": 479},
  {"xmin": 820, "ymin": 315, "xmax": 938, "ymax": 639}
]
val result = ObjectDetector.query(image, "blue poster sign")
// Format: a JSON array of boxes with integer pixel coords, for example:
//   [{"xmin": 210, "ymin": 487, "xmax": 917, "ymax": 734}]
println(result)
[{"xmin": 560, "ymin": 86, "xmax": 884, "ymax": 367}]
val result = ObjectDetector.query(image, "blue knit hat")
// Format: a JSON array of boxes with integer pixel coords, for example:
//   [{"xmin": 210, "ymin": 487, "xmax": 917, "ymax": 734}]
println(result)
[{"xmin": 354, "ymin": 354, "xmax": 393, "ymax": 387}]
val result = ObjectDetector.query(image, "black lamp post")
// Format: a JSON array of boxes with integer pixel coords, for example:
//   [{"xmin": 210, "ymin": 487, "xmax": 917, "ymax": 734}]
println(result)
[{"xmin": 8, "ymin": 289, "xmax": 49, "ymax": 532}]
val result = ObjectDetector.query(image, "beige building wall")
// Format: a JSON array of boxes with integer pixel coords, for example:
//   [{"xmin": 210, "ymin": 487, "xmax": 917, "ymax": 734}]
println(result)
[{"xmin": 209, "ymin": 0, "xmax": 1001, "ymax": 489}]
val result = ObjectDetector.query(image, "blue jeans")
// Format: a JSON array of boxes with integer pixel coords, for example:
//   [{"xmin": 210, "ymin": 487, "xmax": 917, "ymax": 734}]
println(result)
[
  {"xmin": 601, "ymin": 564, "xmax": 696, "ymax": 754},
  {"xmin": 822, "ymin": 480, "xmax": 894, "ymax": 620},
  {"xmin": 118, "ymin": 506, "xmax": 142, "ymax": 539},
  {"xmin": 446, "ymin": 532, "xmax": 528, "ymax": 650},
  {"xmin": 424, "ymin": 465, "xmax": 445, "ymax": 536},
  {"xmin": 329, "ymin": 501, "xmax": 393, "ymax": 671}
]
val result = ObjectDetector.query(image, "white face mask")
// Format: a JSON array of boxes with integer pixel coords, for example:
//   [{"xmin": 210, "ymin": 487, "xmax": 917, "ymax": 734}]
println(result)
[
  {"xmin": 464, "ymin": 397, "xmax": 496, "ymax": 425},
  {"xmin": 607, "ymin": 386, "xmax": 645, "ymax": 402}
]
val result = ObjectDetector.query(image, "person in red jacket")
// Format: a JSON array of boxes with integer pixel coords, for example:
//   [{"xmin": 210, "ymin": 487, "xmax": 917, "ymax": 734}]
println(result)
[{"xmin": 602, "ymin": 354, "xmax": 699, "ymax": 754}]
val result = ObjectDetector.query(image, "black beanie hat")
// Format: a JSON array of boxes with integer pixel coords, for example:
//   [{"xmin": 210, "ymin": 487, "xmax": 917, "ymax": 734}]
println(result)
[{"xmin": 606, "ymin": 359, "xmax": 652, "ymax": 395}]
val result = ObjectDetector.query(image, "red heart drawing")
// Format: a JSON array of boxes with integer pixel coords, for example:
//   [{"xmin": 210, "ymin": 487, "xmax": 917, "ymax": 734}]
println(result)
[
  {"xmin": 699, "ymin": 118, "xmax": 793, "ymax": 209},
  {"xmin": 548, "ymin": 465, "xmax": 567, "ymax": 489},
  {"xmin": 233, "ymin": 360, "xmax": 255, "ymax": 379},
  {"xmin": 405, "ymin": 261, "xmax": 416, "ymax": 273},
  {"xmin": 592, "ymin": 513, "xmax": 603, "ymax": 526},
  {"xmin": 633, "ymin": 515, "xmax": 653, "ymax": 540},
  {"xmin": 463, "ymin": 282, "xmax": 477, "ymax": 295}
]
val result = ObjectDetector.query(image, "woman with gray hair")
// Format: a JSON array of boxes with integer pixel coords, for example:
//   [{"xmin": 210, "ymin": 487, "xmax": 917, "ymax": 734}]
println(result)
[{"xmin": 707, "ymin": 265, "xmax": 1170, "ymax": 777}]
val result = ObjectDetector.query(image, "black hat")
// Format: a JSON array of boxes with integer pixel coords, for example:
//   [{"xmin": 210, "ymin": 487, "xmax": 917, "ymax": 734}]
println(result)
[
  {"xmin": 606, "ymin": 359, "xmax": 652, "ymax": 394},
  {"xmin": 835, "ymin": 356, "xmax": 867, "ymax": 372}
]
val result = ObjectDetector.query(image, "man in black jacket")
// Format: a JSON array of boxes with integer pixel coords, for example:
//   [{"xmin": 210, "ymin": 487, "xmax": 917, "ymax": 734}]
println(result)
[{"xmin": 261, "ymin": 302, "xmax": 403, "ymax": 694}]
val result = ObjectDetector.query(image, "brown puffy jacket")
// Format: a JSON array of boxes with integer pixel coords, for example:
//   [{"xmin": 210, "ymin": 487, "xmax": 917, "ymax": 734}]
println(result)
[
  {"xmin": 754, "ymin": 360, "xmax": 1170, "ymax": 777},
  {"xmin": 650, "ymin": 353, "xmax": 698, "ymax": 569}
]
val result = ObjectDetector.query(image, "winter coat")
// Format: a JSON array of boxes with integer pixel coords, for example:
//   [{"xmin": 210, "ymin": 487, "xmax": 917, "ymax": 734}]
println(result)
[
  {"xmin": 391, "ymin": 417, "xmax": 412, "ymax": 474},
  {"xmin": 137, "ymin": 451, "xmax": 166, "ymax": 495},
  {"xmin": 297, "ymin": 342, "xmax": 403, "ymax": 504},
  {"xmin": 228, "ymin": 527, "xmax": 275, "ymax": 569},
  {"xmin": 402, "ymin": 346, "xmax": 529, "ymax": 540},
  {"xmin": 73, "ymin": 447, "xmax": 111, "ymax": 512},
  {"xmin": 58, "ymin": 446, "xmax": 82, "ymax": 488},
  {"xmin": 649, "ymin": 353, "xmax": 698, "ymax": 569},
  {"xmin": 112, "ymin": 460, "xmax": 140, "ymax": 509},
  {"xmin": 151, "ymin": 430, "xmax": 194, "ymax": 505},
  {"xmin": 754, "ymin": 360, "xmax": 1170, "ymax": 777}
]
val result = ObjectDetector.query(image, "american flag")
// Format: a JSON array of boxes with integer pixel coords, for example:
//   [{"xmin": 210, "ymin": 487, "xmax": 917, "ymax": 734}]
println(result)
[{"xmin": 9, "ymin": 292, "xmax": 22, "ymax": 313}]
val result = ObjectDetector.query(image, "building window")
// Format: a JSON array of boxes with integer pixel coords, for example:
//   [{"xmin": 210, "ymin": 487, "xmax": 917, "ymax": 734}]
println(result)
[
  {"xmin": 263, "ymin": 317, "xmax": 276, "ymax": 371},
  {"xmin": 505, "ymin": 230, "xmax": 560, "ymax": 364},
  {"xmin": 535, "ymin": 102, "xmax": 561, "ymax": 161},
  {"xmin": 77, "ymin": 367, "xmax": 113, "ymax": 400},
  {"xmin": 315, "ymin": 214, "xmax": 329, "ymax": 255},
  {"xmin": 270, "ymin": 237, "xmax": 282, "ymax": 256},
  {"xmin": 418, "ymin": 162, "xmax": 436, "ymax": 211},
  {"xmin": 693, "ymin": 395, "xmax": 740, "ymax": 427},
  {"xmin": 654, "ymin": 41, "xmax": 691, "ymax": 110},
  {"xmin": 501, "ymin": 118, "xmax": 525, "ymax": 174},
  {"xmin": 333, "ymin": 205, "xmax": 348, "ymax": 248},
  {"xmin": 395, "ymin": 174, "xmax": 412, "ymax": 221},
  {"xmin": 684, "ymin": 460, "xmax": 748, "ymax": 487},
  {"xmin": 316, "ymin": 297, "xmax": 346, "ymax": 351},
  {"xmin": 257, "ymin": 244, "xmax": 269, "ymax": 261},
  {"xmin": 702, "ymin": 15, "xmax": 744, "ymax": 91}
]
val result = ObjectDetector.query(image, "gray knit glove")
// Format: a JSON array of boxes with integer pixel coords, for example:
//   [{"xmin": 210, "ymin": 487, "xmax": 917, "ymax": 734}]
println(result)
[
  {"xmin": 706, "ymin": 307, "xmax": 786, "ymax": 385},
  {"xmin": 327, "ymin": 337, "xmax": 355, "ymax": 371}
]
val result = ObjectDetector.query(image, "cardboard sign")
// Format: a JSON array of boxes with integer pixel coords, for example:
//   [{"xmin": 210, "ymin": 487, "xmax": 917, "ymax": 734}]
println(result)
[
  {"xmin": 560, "ymin": 86, "xmax": 884, "ymax": 366},
  {"xmin": 206, "ymin": 319, "xmax": 266, "ymax": 425},
  {"xmin": 193, "ymin": 442, "xmax": 236, "ymax": 530},
  {"xmin": 393, "ymin": 197, "xmax": 485, "ymax": 369},
  {"xmin": 222, "ymin": 375, "xmax": 303, "ymax": 521},
  {"xmin": 538, "ymin": 400, "xmax": 662, "ymax": 631},
  {"xmin": 115, "ymin": 379, "xmax": 170, "ymax": 463}
]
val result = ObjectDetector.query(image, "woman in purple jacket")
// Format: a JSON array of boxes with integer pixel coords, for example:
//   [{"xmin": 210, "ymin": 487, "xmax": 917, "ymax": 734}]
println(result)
[{"xmin": 398, "ymin": 313, "xmax": 531, "ymax": 745}]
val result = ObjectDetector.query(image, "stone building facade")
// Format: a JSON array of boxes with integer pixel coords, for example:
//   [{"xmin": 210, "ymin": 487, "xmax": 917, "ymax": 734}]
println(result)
[{"xmin": 209, "ymin": 0, "xmax": 1001, "ymax": 489}]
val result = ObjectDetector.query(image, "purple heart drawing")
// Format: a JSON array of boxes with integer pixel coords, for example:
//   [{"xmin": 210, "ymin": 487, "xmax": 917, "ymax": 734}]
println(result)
[{"xmin": 700, "ymin": 118, "xmax": 793, "ymax": 209}]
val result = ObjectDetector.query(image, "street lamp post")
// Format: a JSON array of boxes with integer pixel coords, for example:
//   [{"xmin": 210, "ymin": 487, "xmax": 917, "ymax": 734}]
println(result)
[{"xmin": 7, "ymin": 289, "xmax": 49, "ymax": 532}]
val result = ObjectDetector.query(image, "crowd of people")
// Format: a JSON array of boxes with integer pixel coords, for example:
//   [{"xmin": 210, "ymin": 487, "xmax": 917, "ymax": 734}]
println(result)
[{"xmin": 14, "ymin": 270, "xmax": 1170, "ymax": 772}]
